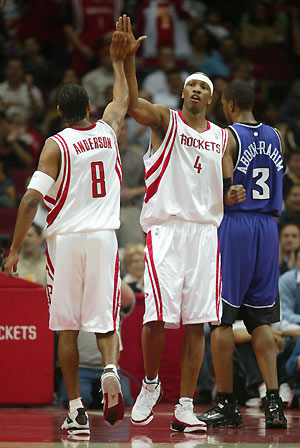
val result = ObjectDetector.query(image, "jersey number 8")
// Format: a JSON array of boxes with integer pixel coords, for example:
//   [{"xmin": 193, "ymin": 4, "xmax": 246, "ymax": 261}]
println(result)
[{"xmin": 91, "ymin": 161, "xmax": 106, "ymax": 198}]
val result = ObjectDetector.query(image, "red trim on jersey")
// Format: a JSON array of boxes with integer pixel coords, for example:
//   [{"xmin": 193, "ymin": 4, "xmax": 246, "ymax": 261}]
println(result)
[
  {"xmin": 113, "ymin": 141, "xmax": 122, "ymax": 187},
  {"xmin": 221, "ymin": 129, "xmax": 227, "ymax": 155},
  {"xmin": 145, "ymin": 113, "xmax": 175, "ymax": 180},
  {"xmin": 46, "ymin": 134, "xmax": 71, "ymax": 227},
  {"xmin": 178, "ymin": 111, "xmax": 211, "ymax": 133},
  {"xmin": 70, "ymin": 123, "xmax": 96, "ymax": 131},
  {"xmin": 46, "ymin": 266, "xmax": 54, "ymax": 281},
  {"xmin": 145, "ymin": 255, "xmax": 161, "ymax": 321},
  {"xmin": 144, "ymin": 116, "xmax": 177, "ymax": 203},
  {"xmin": 46, "ymin": 245, "xmax": 54, "ymax": 276},
  {"xmin": 44, "ymin": 195, "xmax": 55, "ymax": 205},
  {"xmin": 215, "ymin": 238, "xmax": 220, "ymax": 321},
  {"xmin": 112, "ymin": 251, "xmax": 120, "ymax": 330},
  {"xmin": 146, "ymin": 231, "xmax": 163, "ymax": 320}
]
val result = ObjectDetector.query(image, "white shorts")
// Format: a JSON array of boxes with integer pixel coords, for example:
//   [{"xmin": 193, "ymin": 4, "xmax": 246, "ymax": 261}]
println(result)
[
  {"xmin": 46, "ymin": 230, "xmax": 121, "ymax": 332},
  {"xmin": 143, "ymin": 220, "xmax": 222, "ymax": 328}
]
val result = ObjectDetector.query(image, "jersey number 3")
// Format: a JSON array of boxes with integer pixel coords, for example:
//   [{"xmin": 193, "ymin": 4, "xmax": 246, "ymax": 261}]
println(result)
[
  {"xmin": 91, "ymin": 161, "xmax": 106, "ymax": 198},
  {"xmin": 252, "ymin": 167, "xmax": 270, "ymax": 200}
]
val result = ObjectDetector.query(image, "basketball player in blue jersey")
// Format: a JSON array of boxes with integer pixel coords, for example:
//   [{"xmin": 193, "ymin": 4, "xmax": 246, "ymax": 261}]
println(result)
[{"xmin": 199, "ymin": 80, "xmax": 287, "ymax": 429}]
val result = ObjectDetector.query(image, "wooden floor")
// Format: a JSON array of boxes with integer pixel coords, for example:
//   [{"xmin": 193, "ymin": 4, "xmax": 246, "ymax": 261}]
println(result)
[{"xmin": 1, "ymin": 403, "xmax": 299, "ymax": 447}]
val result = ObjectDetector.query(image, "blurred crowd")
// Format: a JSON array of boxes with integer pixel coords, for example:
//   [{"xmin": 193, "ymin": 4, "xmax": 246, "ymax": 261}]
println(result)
[{"xmin": 1, "ymin": 0, "xmax": 300, "ymax": 409}]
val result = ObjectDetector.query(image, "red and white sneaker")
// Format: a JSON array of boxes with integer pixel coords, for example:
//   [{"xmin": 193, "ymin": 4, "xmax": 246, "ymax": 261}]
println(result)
[
  {"xmin": 131, "ymin": 378, "xmax": 162, "ymax": 425},
  {"xmin": 60, "ymin": 408, "xmax": 90, "ymax": 435},
  {"xmin": 101, "ymin": 366, "xmax": 125, "ymax": 426},
  {"xmin": 171, "ymin": 402, "xmax": 207, "ymax": 433}
]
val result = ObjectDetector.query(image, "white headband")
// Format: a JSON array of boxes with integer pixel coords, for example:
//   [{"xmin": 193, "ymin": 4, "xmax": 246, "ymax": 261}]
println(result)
[{"xmin": 184, "ymin": 73, "xmax": 214, "ymax": 95}]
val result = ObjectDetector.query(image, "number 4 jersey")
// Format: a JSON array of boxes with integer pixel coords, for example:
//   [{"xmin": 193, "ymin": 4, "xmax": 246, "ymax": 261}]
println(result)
[
  {"xmin": 140, "ymin": 109, "xmax": 228, "ymax": 232},
  {"xmin": 226, "ymin": 122, "xmax": 283, "ymax": 216},
  {"xmin": 43, "ymin": 120, "xmax": 122, "ymax": 237}
]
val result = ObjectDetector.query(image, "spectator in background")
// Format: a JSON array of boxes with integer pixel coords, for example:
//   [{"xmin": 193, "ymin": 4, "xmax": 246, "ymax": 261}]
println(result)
[
  {"xmin": 0, "ymin": 58, "xmax": 44, "ymax": 122},
  {"xmin": 283, "ymin": 151, "xmax": 300, "ymax": 200},
  {"xmin": 204, "ymin": 9, "xmax": 230, "ymax": 42},
  {"xmin": 127, "ymin": 90, "xmax": 151, "ymax": 153},
  {"xmin": 63, "ymin": 0, "xmax": 121, "ymax": 74},
  {"xmin": 152, "ymin": 67, "xmax": 183, "ymax": 110},
  {"xmin": 142, "ymin": 46, "xmax": 188, "ymax": 98},
  {"xmin": 279, "ymin": 184, "xmax": 300, "ymax": 231},
  {"xmin": 187, "ymin": 26, "xmax": 218, "ymax": 75},
  {"xmin": 0, "ymin": 158, "xmax": 16, "ymax": 207},
  {"xmin": 279, "ymin": 79, "xmax": 300, "ymax": 146},
  {"xmin": 22, "ymin": 36, "xmax": 58, "ymax": 90},
  {"xmin": 122, "ymin": 244, "xmax": 145, "ymax": 294},
  {"xmin": 279, "ymin": 246, "xmax": 300, "ymax": 326},
  {"xmin": 279, "ymin": 224, "xmax": 300, "ymax": 275},
  {"xmin": 117, "ymin": 121, "xmax": 145, "ymax": 249},
  {"xmin": 17, "ymin": 223, "xmax": 46, "ymax": 286},
  {"xmin": 82, "ymin": 43, "xmax": 114, "ymax": 110},
  {"xmin": 239, "ymin": 0, "xmax": 287, "ymax": 51},
  {"xmin": 0, "ymin": 112, "xmax": 33, "ymax": 171},
  {"xmin": 135, "ymin": 0, "xmax": 192, "ymax": 63}
]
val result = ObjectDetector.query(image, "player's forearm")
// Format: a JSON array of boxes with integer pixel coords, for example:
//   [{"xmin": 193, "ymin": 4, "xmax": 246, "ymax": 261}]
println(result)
[
  {"xmin": 112, "ymin": 60, "xmax": 129, "ymax": 110},
  {"xmin": 10, "ymin": 191, "xmax": 41, "ymax": 251},
  {"xmin": 124, "ymin": 54, "xmax": 140, "ymax": 115}
]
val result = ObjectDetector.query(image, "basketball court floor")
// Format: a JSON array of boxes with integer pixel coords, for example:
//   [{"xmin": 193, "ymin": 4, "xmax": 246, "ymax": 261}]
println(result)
[{"xmin": 1, "ymin": 403, "xmax": 300, "ymax": 448}]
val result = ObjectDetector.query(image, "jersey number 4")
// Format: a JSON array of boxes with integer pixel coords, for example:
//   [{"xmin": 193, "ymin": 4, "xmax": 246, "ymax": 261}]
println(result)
[
  {"xmin": 194, "ymin": 156, "xmax": 202, "ymax": 173},
  {"xmin": 91, "ymin": 161, "xmax": 106, "ymax": 198},
  {"xmin": 252, "ymin": 167, "xmax": 270, "ymax": 200}
]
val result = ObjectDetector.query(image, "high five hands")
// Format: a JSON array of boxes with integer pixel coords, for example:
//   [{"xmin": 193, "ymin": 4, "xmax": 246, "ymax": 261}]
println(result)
[{"xmin": 116, "ymin": 14, "xmax": 147, "ymax": 55}]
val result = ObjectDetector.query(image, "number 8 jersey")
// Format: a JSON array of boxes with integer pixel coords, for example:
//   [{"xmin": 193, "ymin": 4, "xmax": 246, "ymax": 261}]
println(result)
[
  {"xmin": 226, "ymin": 122, "xmax": 283, "ymax": 216},
  {"xmin": 43, "ymin": 120, "xmax": 122, "ymax": 237}
]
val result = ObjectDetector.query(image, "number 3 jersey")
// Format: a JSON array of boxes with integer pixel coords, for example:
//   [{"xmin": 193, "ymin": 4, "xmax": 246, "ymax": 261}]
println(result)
[
  {"xmin": 140, "ymin": 109, "xmax": 228, "ymax": 232},
  {"xmin": 43, "ymin": 120, "xmax": 122, "ymax": 237},
  {"xmin": 225, "ymin": 122, "xmax": 283, "ymax": 216}
]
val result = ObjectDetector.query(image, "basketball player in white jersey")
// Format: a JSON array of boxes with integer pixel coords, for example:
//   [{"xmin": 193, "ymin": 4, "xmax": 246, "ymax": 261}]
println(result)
[
  {"xmin": 116, "ymin": 15, "xmax": 246, "ymax": 433},
  {"xmin": 4, "ymin": 31, "xmax": 133, "ymax": 436}
]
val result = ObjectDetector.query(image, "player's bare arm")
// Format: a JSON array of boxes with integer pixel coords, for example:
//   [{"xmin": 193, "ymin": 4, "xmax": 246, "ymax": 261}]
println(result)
[
  {"xmin": 102, "ymin": 31, "xmax": 129, "ymax": 137},
  {"xmin": 222, "ymin": 130, "xmax": 246, "ymax": 206},
  {"xmin": 117, "ymin": 14, "xmax": 170, "ymax": 150},
  {"xmin": 274, "ymin": 127, "xmax": 285, "ymax": 157},
  {"xmin": 4, "ymin": 140, "xmax": 61, "ymax": 278}
]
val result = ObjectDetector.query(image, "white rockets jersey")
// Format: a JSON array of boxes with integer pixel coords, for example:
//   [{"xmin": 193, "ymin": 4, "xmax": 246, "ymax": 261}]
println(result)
[
  {"xmin": 140, "ymin": 110, "xmax": 228, "ymax": 232},
  {"xmin": 43, "ymin": 120, "xmax": 122, "ymax": 237}
]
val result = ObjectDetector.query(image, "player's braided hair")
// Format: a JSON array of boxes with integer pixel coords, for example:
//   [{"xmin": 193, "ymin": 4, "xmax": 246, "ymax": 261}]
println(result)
[
  {"xmin": 57, "ymin": 83, "xmax": 89, "ymax": 123},
  {"xmin": 223, "ymin": 80, "xmax": 255, "ymax": 111}
]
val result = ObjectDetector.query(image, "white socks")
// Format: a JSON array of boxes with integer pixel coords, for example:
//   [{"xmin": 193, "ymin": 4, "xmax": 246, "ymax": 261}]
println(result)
[
  {"xmin": 104, "ymin": 364, "xmax": 118, "ymax": 374},
  {"xmin": 179, "ymin": 397, "xmax": 193, "ymax": 406},
  {"xmin": 145, "ymin": 375, "xmax": 159, "ymax": 384},
  {"xmin": 69, "ymin": 397, "xmax": 83, "ymax": 413}
]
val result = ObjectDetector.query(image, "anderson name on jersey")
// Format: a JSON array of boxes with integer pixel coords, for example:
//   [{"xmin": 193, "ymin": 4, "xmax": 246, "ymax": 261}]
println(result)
[
  {"xmin": 140, "ymin": 109, "xmax": 228, "ymax": 232},
  {"xmin": 43, "ymin": 120, "xmax": 122, "ymax": 237}
]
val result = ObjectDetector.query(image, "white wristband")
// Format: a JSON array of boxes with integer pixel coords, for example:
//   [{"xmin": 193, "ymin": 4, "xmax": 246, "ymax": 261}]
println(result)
[{"xmin": 27, "ymin": 171, "xmax": 55, "ymax": 197}]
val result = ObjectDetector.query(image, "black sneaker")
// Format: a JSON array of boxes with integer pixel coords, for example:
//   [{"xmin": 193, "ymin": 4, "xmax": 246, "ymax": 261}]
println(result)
[
  {"xmin": 262, "ymin": 394, "xmax": 287, "ymax": 429},
  {"xmin": 198, "ymin": 398, "xmax": 242, "ymax": 428}
]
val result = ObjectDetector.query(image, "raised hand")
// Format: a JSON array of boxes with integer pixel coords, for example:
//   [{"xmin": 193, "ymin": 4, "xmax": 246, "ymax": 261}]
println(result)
[
  {"xmin": 116, "ymin": 14, "xmax": 147, "ymax": 55},
  {"xmin": 110, "ymin": 31, "xmax": 128, "ymax": 62}
]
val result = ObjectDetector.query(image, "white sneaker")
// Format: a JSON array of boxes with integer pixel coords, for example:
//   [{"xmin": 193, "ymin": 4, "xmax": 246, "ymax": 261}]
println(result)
[
  {"xmin": 280, "ymin": 383, "xmax": 292, "ymax": 406},
  {"xmin": 101, "ymin": 367, "xmax": 125, "ymax": 426},
  {"xmin": 61, "ymin": 408, "xmax": 90, "ymax": 435},
  {"xmin": 131, "ymin": 378, "xmax": 162, "ymax": 425},
  {"xmin": 171, "ymin": 402, "xmax": 207, "ymax": 433}
]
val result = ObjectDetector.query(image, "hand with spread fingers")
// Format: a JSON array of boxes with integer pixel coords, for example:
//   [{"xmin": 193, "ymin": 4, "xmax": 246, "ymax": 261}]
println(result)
[
  {"xmin": 116, "ymin": 14, "xmax": 147, "ymax": 55},
  {"xmin": 110, "ymin": 31, "xmax": 128, "ymax": 62}
]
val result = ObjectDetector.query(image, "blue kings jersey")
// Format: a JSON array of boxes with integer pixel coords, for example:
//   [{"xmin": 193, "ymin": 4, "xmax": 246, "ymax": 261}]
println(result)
[{"xmin": 225, "ymin": 122, "xmax": 283, "ymax": 216}]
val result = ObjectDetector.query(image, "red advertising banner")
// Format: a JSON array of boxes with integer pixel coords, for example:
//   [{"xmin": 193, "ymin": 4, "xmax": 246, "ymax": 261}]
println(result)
[{"xmin": 0, "ymin": 273, "xmax": 54, "ymax": 404}]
